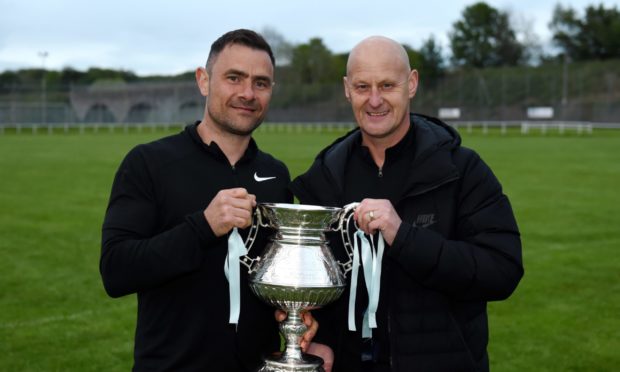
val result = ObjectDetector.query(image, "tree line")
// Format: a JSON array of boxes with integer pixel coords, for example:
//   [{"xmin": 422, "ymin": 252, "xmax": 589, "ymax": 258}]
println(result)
[{"xmin": 1, "ymin": 1, "xmax": 619, "ymax": 93}]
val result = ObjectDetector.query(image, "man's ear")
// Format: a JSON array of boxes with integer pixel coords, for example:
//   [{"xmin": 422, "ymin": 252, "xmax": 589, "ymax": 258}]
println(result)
[
  {"xmin": 343, "ymin": 76, "xmax": 351, "ymax": 102},
  {"xmin": 408, "ymin": 69, "xmax": 419, "ymax": 99},
  {"xmin": 196, "ymin": 67, "xmax": 210, "ymax": 97}
]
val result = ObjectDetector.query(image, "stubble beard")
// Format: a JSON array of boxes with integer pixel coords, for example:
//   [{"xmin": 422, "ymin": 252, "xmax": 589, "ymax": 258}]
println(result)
[{"xmin": 207, "ymin": 106, "xmax": 263, "ymax": 136}]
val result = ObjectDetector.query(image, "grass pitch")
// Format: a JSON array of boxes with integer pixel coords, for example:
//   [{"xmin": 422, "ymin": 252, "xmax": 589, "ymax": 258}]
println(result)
[{"xmin": 0, "ymin": 126, "xmax": 619, "ymax": 371}]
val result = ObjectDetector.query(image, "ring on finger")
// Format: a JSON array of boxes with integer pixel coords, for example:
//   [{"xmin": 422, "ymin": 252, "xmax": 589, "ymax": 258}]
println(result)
[{"xmin": 369, "ymin": 210, "xmax": 375, "ymax": 221}]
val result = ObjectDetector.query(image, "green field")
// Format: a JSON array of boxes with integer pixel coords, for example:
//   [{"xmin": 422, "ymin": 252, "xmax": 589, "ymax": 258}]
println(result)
[{"xmin": 1, "ymin": 126, "xmax": 619, "ymax": 371}]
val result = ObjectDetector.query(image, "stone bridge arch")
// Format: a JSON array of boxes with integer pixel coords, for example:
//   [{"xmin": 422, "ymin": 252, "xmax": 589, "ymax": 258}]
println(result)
[
  {"xmin": 126, "ymin": 102, "xmax": 155, "ymax": 123},
  {"xmin": 70, "ymin": 81, "xmax": 202, "ymax": 123},
  {"xmin": 178, "ymin": 101, "xmax": 202, "ymax": 123},
  {"xmin": 84, "ymin": 103, "xmax": 116, "ymax": 122}
]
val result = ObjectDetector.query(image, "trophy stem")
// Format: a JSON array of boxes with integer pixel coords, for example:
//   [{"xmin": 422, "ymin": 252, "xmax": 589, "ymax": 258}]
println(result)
[
  {"xmin": 259, "ymin": 308, "xmax": 324, "ymax": 372},
  {"xmin": 281, "ymin": 309, "xmax": 306, "ymax": 361}
]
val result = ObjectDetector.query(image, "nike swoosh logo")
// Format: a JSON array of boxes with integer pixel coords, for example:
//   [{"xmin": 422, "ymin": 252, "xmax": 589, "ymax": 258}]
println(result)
[{"xmin": 254, "ymin": 172, "xmax": 276, "ymax": 182}]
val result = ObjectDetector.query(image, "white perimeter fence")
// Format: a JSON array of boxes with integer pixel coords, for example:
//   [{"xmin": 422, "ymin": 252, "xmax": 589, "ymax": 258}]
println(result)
[{"xmin": 1, "ymin": 121, "xmax": 619, "ymax": 135}]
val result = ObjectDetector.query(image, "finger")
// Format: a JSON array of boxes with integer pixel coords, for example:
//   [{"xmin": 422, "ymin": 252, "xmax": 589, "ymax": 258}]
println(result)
[
  {"xmin": 367, "ymin": 220, "xmax": 383, "ymax": 234},
  {"xmin": 354, "ymin": 207, "xmax": 366, "ymax": 226},
  {"xmin": 303, "ymin": 325, "xmax": 317, "ymax": 344},
  {"xmin": 216, "ymin": 204, "xmax": 251, "ymax": 224},
  {"xmin": 359, "ymin": 210, "xmax": 371, "ymax": 234},
  {"xmin": 355, "ymin": 199, "xmax": 378, "ymax": 224},
  {"xmin": 357, "ymin": 213, "xmax": 378, "ymax": 235},
  {"xmin": 227, "ymin": 187, "xmax": 249, "ymax": 198},
  {"xmin": 353, "ymin": 199, "xmax": 371, "ymax": 221},
  {"xmin": 248, "ymin": 193, "xmax": 257, "ymax": 207},
  {"xmin": 354, "ymin": 211, "xmax": 368, "ymax": 234},
  {"xmin": 224, "ymin": 194, "xmax": 255, "ymax": 210},
  {"xmin": 220, "ymin": 192, "xmax": 256, "ymax": 215},
  {"xmin": 301, "ymin": 311, "xmax": 313, "ymax": 327},
  {"xmin": 212, "ymin": 191, "xmax": 253, "ymax": 217},
  {"xmin": 366, "ymin": 210, "xmax": 377, "ymax": 225},
  {"xmin": 274, "ymin": 309, "xmax": 287, "ymax": 322},
  {"xmin": 304, "ymin": 318, "xmax": 318, "ymax": 337},
  {"xmin": 233, "ymin": 215, "xmax": 253, "ymax": 229},
  {"xmin": 228, "ymin": 203, "xmax": 254, "ymax": 218},
  {"xmin": 219, "ymin": 204, "xmax": 254, "ymax": 229},
  {"xmin": 302, "ymin": 313, "xmax": 318, "ymax": 343}
]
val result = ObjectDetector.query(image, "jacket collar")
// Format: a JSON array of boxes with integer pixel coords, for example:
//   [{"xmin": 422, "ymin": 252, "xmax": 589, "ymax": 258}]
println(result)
[
  {"xmin": 291, "ymin": 114, "xmax": 461, "ymax": 205},
  {"xmin": 402, "ymin": 114, "xmax": 460, "ymax": 197},
  {"xmin": 186, "ymin": 121, "xmax": 258, "ymax": 165}
]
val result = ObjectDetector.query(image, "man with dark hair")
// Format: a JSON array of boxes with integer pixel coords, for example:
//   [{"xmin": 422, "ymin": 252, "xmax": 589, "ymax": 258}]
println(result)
[
  {"xmin": 100, "ymin": 29, "xmax": 315, "ymax": 371},
  {"xmin": 291, "ymin": 36, "xmax": 523, "ymax": 371},
  {"xmin": 206, "ymin": 29, "xmax": 275, "ymax": 71}
]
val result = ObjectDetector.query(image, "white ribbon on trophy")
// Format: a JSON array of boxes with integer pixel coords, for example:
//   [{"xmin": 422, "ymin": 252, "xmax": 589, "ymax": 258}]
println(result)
[
  {"xmin": 224, "ymin": 227, "xmax": 247, "ymax": 325},
  {"xmin": 348, "ymin": 229, "xmax": 385, "ymax": 338}
]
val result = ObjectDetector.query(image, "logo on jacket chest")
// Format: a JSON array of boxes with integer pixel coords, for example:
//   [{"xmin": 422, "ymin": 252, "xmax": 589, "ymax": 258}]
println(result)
[
  {"xmin": 254, "ymin": 172, "xmax": 276, "ymax": 182},
  {"xmin": 412, "ymin": 213, "xmax": 437, "ymax": 228}
]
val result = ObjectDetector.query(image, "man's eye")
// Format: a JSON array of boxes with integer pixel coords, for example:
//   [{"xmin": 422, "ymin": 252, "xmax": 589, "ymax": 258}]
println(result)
[
  {"xmin": 355, "ymin": 84, "xmax": 369, "ymax": 91},
  {"xmin": 255, "ymin": 80, "xmax": 270, "ymax": 89},
  {"xmin": 227, "ymin": 75, "xmax": 240, "ymax": 82},
  {"xmin": 383, "ymin": 83, "xmax": 394, "ymax": 89}
]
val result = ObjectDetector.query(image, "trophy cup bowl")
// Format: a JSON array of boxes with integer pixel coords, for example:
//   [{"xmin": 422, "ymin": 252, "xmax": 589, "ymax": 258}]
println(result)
[{"xmin": 249, "ymin": 203, "xmax": 349, "ymax": 372}]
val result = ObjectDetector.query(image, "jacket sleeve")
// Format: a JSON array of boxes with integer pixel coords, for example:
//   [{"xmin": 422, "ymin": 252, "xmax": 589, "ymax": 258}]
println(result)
[
  {"xmin": 100, "ymin": 146, "xmax": 219, "ymax": 298},
  {"xmin": 388, "ymin": 149, "xmax": 523, "ymax": 301}
]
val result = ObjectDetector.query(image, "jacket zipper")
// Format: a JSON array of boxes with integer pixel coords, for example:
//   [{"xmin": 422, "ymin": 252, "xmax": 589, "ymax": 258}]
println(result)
[
  {"xmin": 231, "ymin": 164, "xmax": 240, "ymax": 187},
  {"xmin": 378, "ymin": 166, "xmax": 383, "ymax": 178}
]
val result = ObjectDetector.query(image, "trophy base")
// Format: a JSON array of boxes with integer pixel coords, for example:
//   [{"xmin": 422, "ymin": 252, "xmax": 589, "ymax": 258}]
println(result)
[{"xmin": 257, "ymin": 353, "xmax": 325, "ymax": 372}]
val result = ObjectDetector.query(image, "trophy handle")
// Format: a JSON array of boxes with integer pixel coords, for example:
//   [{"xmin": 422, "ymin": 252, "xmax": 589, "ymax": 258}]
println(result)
[
  {"xmin": 240, "ymin": 205, "xmax": 273, "ymax": 274},
  {"xmin": 334, "ymin": 202, "xmax": 359, "ymax": 276}
]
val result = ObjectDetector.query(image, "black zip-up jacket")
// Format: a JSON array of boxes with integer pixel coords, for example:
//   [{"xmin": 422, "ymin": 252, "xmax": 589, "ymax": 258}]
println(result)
[
  {"xmin": 290, "ymin": 114, "xmax": 523, "ymax": 371},
  {"xmin": 101, "ymin": 123, "xmax": 292, "ymax": 371}
]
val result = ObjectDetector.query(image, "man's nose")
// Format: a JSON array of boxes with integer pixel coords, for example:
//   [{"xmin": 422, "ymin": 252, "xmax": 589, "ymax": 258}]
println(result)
[
  {"xmin": 239, "ymin": 81, "xmax": 256, "ymax": 100},
  {"xmin": 368, "ymin": 87, "xmax": 383, "ymax": 107}
]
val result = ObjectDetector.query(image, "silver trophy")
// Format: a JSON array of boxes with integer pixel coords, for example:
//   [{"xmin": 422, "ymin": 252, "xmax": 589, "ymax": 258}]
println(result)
[{"xmin": 242, "ymin": 203, "xmax": 357, "ymax": 372}]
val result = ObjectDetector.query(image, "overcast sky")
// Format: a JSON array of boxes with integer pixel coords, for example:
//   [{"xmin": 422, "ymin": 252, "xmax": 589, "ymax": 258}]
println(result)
[{"xmin": 0, "ymin": 0, "xmax": 615, "ymax": 76}]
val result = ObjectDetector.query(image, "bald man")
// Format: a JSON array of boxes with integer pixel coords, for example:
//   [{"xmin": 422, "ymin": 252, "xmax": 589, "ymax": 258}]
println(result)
[{"xmin": 290, "ymin": 36, "xmax": 523, "ymax": 372}]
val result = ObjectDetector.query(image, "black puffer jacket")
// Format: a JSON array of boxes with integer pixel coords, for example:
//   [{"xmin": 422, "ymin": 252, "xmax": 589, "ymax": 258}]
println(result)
[{"xmin": 290, "ymin": 114, "xmax": 523, "ymax": 371}]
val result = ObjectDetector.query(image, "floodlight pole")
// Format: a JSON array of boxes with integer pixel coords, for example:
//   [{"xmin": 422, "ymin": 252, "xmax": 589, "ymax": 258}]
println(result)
[{"xmin": 38, "ymin": 51, "xmax": 49, "ymax": 124}]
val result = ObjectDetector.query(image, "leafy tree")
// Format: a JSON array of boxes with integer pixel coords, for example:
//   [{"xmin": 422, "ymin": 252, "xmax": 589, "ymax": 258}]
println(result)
[
  {"xmin": 550, "ymin": 3, "xmax": 620, "ymax": 61},
  {"xmin": 261, "ymin": 27, "xmax": 293, "ymax": 66},
  {"xmin": 0, "ymin": 70, "xmax": 21, "ymax": 94},
  {"xmin": 17, "ymin": 69, "xmax": 45, "ymax": 85},
  {"xmin": 419, "ymin": 36, "xmax": 445, "ymax": 81},
  {"xmin": 402, "ymin": 44, "xmax": 424, "ymax": 72},
  {"xmin": 333, "ymin": 52, "xmax": 348, "ymax": 78},
  {"xmin": 0, "ymin": 70, "xmax": 20, "ymax": 86},
  {"xmin": 83, "ymin": 68, "xmax": 138, "ymax": 84},
  {"xmin": 290, "ymin": 38, "xmax": 339, "ymax": 84},
  {"xmin": 403, "ymin": 39, "xmax": 444, "ymax": 87},
  {"xmin": 449, "ymin": 2, "xmax": 524, "ymax": 68},
  {"xmin": 59, "ymin": 67, "xmax": 85, "ymax": 87}
]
